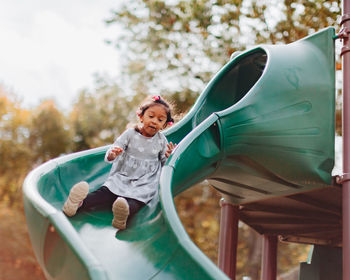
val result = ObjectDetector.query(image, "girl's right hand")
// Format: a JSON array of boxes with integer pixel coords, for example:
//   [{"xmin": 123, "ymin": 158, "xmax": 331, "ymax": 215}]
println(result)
[
  {"xmin": 108, "ymin": 146, "xmax": 123, "ymax": 161},
  {"xmin": 165, "ymin": 142, "xmax": 177, "ymax": 158}
]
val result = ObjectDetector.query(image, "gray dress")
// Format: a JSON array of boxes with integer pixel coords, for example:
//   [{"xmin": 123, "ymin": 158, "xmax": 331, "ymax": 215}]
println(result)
[{"xmin": 103, "ymin": 128, "xmax": 168, "ymax": 203}]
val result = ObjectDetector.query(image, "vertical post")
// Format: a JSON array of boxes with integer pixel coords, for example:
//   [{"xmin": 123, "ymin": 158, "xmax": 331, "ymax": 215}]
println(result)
[
  {"xmin": 218, "ymin": 198, "xmax": 239, "ymax": 280},
  {"xmin": 342, "ymin": 1, "xmax": 350, "ymax": 280},
  {"xmin": 261, "ymin": 235, "xmax": 277, "ymax": 280}
]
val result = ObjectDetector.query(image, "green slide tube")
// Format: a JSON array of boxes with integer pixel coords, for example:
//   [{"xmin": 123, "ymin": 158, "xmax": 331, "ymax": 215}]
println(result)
[{"xmin": 23, "ymin": 27, "xmax": 335, "ymax": 279}]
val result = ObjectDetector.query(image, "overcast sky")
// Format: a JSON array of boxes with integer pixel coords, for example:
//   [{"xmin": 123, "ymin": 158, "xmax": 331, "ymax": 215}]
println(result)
[{"xmin": 0, "ymin": 0, "xmax": 120, "ymax": 109}]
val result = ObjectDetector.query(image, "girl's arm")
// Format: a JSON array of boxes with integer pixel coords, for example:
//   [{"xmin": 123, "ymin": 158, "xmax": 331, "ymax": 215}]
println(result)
[
  {"xmin": 104, "ymin": 129, "xmax": 131, "ymax": 163},
  {"xmin": 107, "ymin": 146, "xmax": 123, "ymax": 161}
]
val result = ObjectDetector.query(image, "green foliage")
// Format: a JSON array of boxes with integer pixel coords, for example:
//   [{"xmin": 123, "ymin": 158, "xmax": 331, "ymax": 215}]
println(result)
[
  {"xmin": 106, "ymin": 0, "xmax": 248, "ymax": 102},
  {"xmin": 106, "ymin": 0, "xmax": 340, "ymax": 109},
  {"xmin": 248, "ymin": 0, "xmax": 341, "ymax": 44}
]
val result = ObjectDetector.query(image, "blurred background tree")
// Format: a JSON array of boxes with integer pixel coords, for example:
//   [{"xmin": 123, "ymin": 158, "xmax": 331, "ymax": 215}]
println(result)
[
  {"xmin": 29, "ymin": 100, "xmax": 71, "ymax": 163},
  {"xmin": 0, "ymin": 0, "xmax": 341, "ymax": 278},
  {"xmin": 105, "ymin": 0, "xmax": 340, "ymax": 112},
  {"xmin": 0, "ymin": 87, "xmax": 32, "ymax": 207}
]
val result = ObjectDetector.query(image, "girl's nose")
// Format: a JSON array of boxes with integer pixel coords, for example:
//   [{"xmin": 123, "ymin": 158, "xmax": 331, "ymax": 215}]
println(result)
[{"xmin": 150, "ymin": 120, "xmax": 158, "ymax": 126}]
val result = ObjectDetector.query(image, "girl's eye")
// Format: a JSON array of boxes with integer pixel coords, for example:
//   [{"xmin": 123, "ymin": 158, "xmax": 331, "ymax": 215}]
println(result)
[{"xmin": 159, "ymin": 119, "xmax": 164, "ymax": 122}]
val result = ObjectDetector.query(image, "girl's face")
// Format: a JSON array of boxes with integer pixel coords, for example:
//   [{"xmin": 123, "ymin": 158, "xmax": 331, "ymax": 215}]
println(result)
[{"xmin": 139, "ymin": 104, "xmax": 168, "ymax": 137}]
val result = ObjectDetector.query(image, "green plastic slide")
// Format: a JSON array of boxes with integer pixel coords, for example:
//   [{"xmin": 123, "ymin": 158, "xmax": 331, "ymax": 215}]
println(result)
[{"xmin": 23, "ymin": 27, "xmax": 335, "ymax": 279}]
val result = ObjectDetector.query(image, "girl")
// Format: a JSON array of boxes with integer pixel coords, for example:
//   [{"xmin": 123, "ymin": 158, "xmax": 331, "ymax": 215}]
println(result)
[{"xmin": 63, "ymin": 95, "xmax": 176, "ymax": 230}]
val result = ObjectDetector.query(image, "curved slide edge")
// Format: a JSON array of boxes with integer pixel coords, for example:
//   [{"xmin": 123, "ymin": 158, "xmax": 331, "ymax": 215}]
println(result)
[
  {"xmin": 23, "ymin": 143, "xmax": 228, "ymax": 279},
  {"xmin": 23, "ymin": 148, "xmax": 110, "ymax": 279}
]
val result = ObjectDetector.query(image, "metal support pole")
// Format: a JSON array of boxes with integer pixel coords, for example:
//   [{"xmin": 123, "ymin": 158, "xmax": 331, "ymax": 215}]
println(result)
[
  {"xmin": 218, "ymin": 198, "xmax": 239, "ymax": 280},
  {"xmin": 342, "ymin": 1, "xmax": 350, "ymax": 280},
  {"xmin": 261, "ymin": 235, "xmax": 277, "ymax": 280}
]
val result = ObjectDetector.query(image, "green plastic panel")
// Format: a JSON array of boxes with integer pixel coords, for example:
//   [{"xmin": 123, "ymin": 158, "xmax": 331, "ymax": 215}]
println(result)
[
  {"xmin": 299, "ymin": 245, "xmax": 342, "ymax": 280},
  {"xmin": 165, "ymin": 28, "xmax": 335, "ymax": 205},
  {"xmin": 23, "ymin": 28, "xmax": 335, "ymax": 279},
  {"xmin": 216, "ymin": 27, "xmax": 335, "ymax": 198}
]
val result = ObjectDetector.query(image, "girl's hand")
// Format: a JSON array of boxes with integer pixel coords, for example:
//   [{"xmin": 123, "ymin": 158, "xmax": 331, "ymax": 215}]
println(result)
[
  {"xmin": 165, "ymin": 142, "xmax": 177, "ymax": 158},
  {"xmin": 108, "ymin": 146, "xmax": 123, "ymax": 161}
]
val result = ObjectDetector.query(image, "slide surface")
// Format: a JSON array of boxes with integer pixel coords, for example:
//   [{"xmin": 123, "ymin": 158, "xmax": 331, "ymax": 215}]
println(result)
[{"xmin": 23, "ymin": 27, "xmax": 335, "ymax": 279}]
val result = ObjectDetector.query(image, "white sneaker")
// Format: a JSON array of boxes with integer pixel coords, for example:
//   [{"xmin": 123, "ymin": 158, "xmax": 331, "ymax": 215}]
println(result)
[
  {"xmin": 112, "ymin": 197, "xmax": 130, "ymax": 229},
  {"xmin": 62, "ymin": 181, "xmax": 89, "ymax": 217}
]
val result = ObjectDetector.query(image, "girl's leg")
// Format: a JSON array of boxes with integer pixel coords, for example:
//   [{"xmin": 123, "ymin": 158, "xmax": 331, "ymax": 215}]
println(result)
[
  {"xmin": 125, "ymin": 197, "xmax": 145, "ymax": 218},
  {"xmin": 62, "ymin": 181, "xmax": 89, "ymax": 217},
  {"xmin": 78, "ymin": 186, "xmax": 118, "ymax": 213},
  {"xmin": 112, "ymin": 197, "xmax": 145, "ymax": 229}
]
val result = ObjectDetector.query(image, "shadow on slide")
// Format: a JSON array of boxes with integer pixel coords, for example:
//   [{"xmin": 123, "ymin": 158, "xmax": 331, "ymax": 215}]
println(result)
[{"xmin": 23, "ymin": 28, "xmax": 335, "ymax": 279}]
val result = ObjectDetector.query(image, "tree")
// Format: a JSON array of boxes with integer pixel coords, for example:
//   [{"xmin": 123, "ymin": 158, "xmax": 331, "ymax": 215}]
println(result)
[
  {"xmin": 0, "ymin": 86, "xmax": 32, "ymax": 206},
  {"xmin": 29, "ymin": 100, "xmax": 71, "ymax": 163},
  {"xmin": 106, "ymin": 0, "xmax": 245, "ymax": 108},
  {"xmin": 272, "ymin": 0, "xmax": 340, "ymax": 44},
  {"xmin": 106, "ymin": 0, "xmax": 340, "ymax": 111}
]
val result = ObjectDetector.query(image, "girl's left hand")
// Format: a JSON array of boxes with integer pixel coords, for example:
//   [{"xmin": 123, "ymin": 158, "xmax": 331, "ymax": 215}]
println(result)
[{"xmin": 165, "ymin": 142, "xmax": 177, "ymax": 158}]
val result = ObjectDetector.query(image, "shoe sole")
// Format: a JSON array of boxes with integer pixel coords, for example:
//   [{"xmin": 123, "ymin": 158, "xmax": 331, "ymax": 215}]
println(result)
[
  {"xmin": 112, "ymin": 197, "xmax": 130, "ymax": 229},
  {"xmin": 62, "ymin": 181, "xmax": 89, "ymax": 217}
]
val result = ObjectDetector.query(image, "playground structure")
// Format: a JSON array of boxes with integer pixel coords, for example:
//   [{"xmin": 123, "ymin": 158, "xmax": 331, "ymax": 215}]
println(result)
[{"xmin": 23, "ymin": 3, "xmax": 350, "ymax": 280}]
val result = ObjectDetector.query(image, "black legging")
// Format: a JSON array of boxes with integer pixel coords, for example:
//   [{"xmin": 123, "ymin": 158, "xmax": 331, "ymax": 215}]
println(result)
[{"xmin": 78, "ymin": 186, "xmax": 145, "ymax": 218}]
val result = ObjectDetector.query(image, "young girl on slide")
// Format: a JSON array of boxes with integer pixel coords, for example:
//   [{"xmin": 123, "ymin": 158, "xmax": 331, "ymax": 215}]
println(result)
[{"xmin": 62, "ymin": 95, "xmax": 176, "ymax": 230}]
